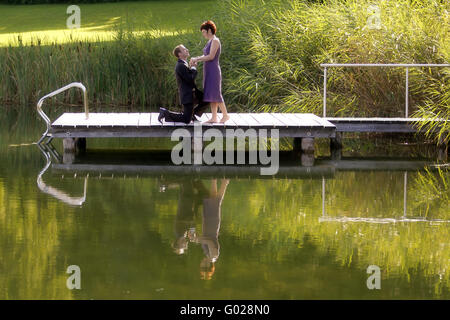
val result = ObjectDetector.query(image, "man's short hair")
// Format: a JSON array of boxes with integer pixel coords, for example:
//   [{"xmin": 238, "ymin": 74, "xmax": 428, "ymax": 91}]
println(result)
[{"xmin": 173, "ymin": 45, "xmax": 184, "ymax": 58}]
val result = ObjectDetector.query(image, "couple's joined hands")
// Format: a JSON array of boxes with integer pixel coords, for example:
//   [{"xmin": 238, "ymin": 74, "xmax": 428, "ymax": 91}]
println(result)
[{"xmin": 189, "ymin": 58, "xmax": 198, "ymax": 68}]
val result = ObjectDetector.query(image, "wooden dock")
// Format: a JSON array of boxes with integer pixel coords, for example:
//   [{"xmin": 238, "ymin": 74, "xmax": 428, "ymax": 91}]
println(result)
[
  {"xmin": 47, "ymin": 112, "xmax": 336, "ymax": 156},
  {"xmin": 50, "ymin": 112, "xmax": 336, "ymax": 138},
  {"xmin": 51, "ymin": 158, "xmax": 437, "ymax": 178},
  {"xmin": 325, "ymin": 117, "xmax": 440, "ymax": 132},
  {"xmin": 42, "ymin": 111, "xmax": 447, "ymax": 161},
  {"xmin": 36, "ymin": 80, "xmax": 449, "ymax": 161}
]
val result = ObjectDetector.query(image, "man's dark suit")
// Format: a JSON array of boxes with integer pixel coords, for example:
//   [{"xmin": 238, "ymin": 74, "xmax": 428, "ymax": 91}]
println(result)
[{"xmin": 163, "ymin": 59, "xmax": 209, "ymax": 124}]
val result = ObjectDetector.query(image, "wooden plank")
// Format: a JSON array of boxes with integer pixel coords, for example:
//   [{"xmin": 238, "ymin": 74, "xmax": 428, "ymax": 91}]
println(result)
[
  {"xmin": 301, "ymin": 114, "xmax": 329, "ymax": 127},
  {"xmin": 110, "ymin": 113, "xmax": 139, "ymax": 127},
  {"xmin": 200, "ymin": 113, "xmax": 210, "ymax": 121},
  {"xmin": 331, "ymin": 122, "xmax": 419, "ymax": 133},
  {"xmin": 325, "ymin": 117, "xmax": 442, "ymax": 122},
  {"xmin": 293, "ymin": 113, "xmax": 327, "ymax": 127},
  {"xmin": 128, "ymin": 113, "xmax": 141, "ymax": 127},
  {"xmin": 223, "ymin": 113, "xmax": 237, "ymax": 126},
  {"xmin": 228, "ymin": 113, "xmax": 250, "ymax": 126},
  {"xmin": 109, "ymin": 114, "xmax": 119, "ymax": 127},
  {"xmin": 172, "ymin": 120, "xmax": 190, "ymax": 126},
  {"xmin": 269, "ymin": 113, "xmax": 286, "ymax": 127},
  {"xmin": 215, "ymin": 112, "xmax": 233, "ymax": 127},
  {"xmin": 49, "ymin": 125, "xmax": 336, "ymax": 138},
  {"xmin": 200, "ymin": 112, "xmax": 218, "ymax": 127},
  {"xmin": 198, "ymin": 112, "xmax": 231, "ymax": 127},
  {"xmin": 292, "ymin": 113, "xmax": 318, "ymax": 126},
  {"xmin": 290, "ymin": 114, "xmax": 323, "ymax": 127},
  {"xmin": 311, "ymin": 115, "xmax": 336, "ymax": 128},
  {"xmin": 53, "ymin": 113, "xmax": 140, "ymax": 128},
  {"xmin": 150, "ymin": 112, "xmax": 163, "ymax": 127},
  {"xmin": 137, "ymin": 113, "xmax": 151, "ymax": 127},
  {"xmin": 217, "ymin": 112, "xmax": 234, "ymax": 127},
  {"xmin": 53, "ymin": 113, "xmax": 87, "ymax": 127},
  {"xmin": 97, "ymin": 114, "xmax": 117, "ymax": 127},
  {"xmin": 270, "ymin": 113, "xmax": 302, "ymax": 126},
  {"xmin": 52, "ymin": 113, "xmax": 444, "ymax": 129},
  {"xmin": 239, "ymin": 113, "xmax": 264, "ymax": 127},
  {"xmin": 251, "ymin": 113, "xmax": 285, "ymax": 127},
  {"xmin": 269, "ymin": 113, "xmax": 290, "ymax": 126}
]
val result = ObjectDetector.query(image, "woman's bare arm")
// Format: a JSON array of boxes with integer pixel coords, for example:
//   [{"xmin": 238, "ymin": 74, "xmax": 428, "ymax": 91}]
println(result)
[{"xmin": 192, "ymin": 39, "xmax": 220, "ymax": 63}]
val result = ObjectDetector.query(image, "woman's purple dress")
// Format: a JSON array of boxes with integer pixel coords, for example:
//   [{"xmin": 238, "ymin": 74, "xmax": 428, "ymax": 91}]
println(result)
[{"xmin": 202, "ymin": 38, "xmax": 224, "ymax": 103}]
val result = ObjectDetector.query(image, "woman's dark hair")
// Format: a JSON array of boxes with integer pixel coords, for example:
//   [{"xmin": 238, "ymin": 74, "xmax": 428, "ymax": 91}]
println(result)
[{"xmin": 200, "ymin": 20, "xmax": 217, "ymax": 35}]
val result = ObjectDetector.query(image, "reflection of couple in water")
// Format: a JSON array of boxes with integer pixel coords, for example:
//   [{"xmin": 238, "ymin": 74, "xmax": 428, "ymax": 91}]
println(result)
[{"xmin": 171, "ymin": 178, "xmax": 229, "ymax": 280}]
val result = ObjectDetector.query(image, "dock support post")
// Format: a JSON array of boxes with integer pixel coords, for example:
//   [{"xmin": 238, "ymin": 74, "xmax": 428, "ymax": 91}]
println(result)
[
  {"xmin": 301, "ymin": 153, "xmax": 314, "ymax": 167},
  {"xmin": 331, "ymin": 147, "xmax": 342, "ymax": 161},
  {"xmin": 330, "ymin": 132, "xmax": 342, "ymax": 150},
  {"xmin": 293, "ymin": 138, "xmax": 314, "ymax": 166},
  {"xmin": 63, "ymin": 138, "xmax": 86, "ymax": 153},
  {"xmin": 301, "ymin": 138, "xmax": 315, "ymax": 154},
  {"xmin": 330, "ymin": 132, "xmax": 342, "ymax": 160},
  {"xmin": 63, "ymin": 152, "xmax": 76, "ymax": 165},
  {"xmin": 293, "ymin": 138, "xmax": 302, "ymax": 153},
  {"xmin": 300, "ymin": 138, "xmax": 315, "ymax": 166},
  {"xmin": 63, "ymin": 138, "xmax": 86, "ymax": 164},
  {"xmin": 437, "ymin": 136, "xmax": 448, "ymax": 161}
]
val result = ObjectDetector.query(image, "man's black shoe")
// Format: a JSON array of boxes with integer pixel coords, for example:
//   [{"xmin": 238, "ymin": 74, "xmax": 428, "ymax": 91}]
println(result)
[{"xmin": 158, "ymin": 108, "xmax": 166, "ymax": 124}]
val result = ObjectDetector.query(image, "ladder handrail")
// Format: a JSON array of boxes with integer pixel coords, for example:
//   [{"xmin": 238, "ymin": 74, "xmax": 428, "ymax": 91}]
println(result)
[{"xmin": 37, "ymin": 82, "xmax": 88, "ymax": 144}]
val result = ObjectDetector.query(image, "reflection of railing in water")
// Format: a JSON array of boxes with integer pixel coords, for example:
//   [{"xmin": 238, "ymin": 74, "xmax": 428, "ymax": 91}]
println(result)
[
  {"xmin": 37, "ymin": 144, "xmax": 87, "ymax": 206},
  {"xmin": 320, "ymin": 173, "xmax": 450, "ymax": 224}
]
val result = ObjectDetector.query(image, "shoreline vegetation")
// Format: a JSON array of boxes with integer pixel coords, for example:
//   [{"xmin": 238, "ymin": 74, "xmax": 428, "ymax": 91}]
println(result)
[{"xmin": 0, "ymin": 0, "xmax": 448, "ymax": 143}]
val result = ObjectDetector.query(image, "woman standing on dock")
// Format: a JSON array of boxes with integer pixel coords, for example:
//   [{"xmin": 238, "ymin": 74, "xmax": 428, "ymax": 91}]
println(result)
[{"xmin": 190, "ymin": 20, "xmax": 229, "ymax": 123}]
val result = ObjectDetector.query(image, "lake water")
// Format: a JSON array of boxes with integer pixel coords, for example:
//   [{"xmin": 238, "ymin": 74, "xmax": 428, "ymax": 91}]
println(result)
[{"xmin": 0, "ymin": 109, "xmax": 448, "ymax": 299}]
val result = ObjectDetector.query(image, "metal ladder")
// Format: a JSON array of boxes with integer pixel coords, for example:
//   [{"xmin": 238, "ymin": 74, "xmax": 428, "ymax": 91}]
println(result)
[{"xmin": 37, "ymin": 82, "xmax": 89, "ymax": 145}]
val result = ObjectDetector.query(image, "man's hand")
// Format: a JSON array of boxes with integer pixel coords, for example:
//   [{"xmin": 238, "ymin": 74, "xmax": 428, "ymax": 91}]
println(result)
[{"xmin": 189, "ymin": 58, "xmax": 198, "ymax": 68}]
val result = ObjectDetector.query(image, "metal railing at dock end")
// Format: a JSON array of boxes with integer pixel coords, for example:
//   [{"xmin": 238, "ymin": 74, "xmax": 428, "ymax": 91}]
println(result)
[{"xmin": 320, "ymin": 63, "xmax": 450, "ymax": 118}]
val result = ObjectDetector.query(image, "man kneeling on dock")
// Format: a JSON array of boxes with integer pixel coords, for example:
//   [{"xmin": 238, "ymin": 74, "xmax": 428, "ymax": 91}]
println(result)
[{"xmin": 158, "ymin": 45, "xmax": 209, "ymax": 124}]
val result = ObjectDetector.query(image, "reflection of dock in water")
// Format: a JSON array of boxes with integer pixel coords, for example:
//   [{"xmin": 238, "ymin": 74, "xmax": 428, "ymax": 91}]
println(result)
[
  {"xmin": 51, "ymin": 149, "xmax": 336, "ymax": 179},
  {"xmin": 37, "ymin": 144, "xmax": 445, "ymax": 220},
  {"xmin": 51, "ymin": 151, "xmax": 437, "ymax": 179},
  {"xmin": 317, "ymin": 159, "xmax": 438, "ymax": 171}
]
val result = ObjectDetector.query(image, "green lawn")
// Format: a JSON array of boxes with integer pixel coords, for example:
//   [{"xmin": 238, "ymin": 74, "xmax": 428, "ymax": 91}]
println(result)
[{"xmin": 0, "ymin": 0, "xmax": 215, "ymax": 46}]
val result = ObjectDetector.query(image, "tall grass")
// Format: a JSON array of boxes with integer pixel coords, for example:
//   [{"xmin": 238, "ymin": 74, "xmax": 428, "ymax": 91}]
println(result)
[
  {"xmin": 412, "ymin": 71, "xmax": 449, "ymax": 144},
  {"xmin": 0, "ymin": 27, "xmax": 197, "ymax": 111}
]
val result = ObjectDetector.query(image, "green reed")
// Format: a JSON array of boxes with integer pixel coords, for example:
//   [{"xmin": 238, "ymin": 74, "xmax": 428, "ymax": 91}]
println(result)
[
  {"xmin": 215, "ymin": 0, "xmax": 449, "ymax": 137},
  {"xmin": 0, "ymin": 25, "xmax": 199, "ymax": 111}
]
